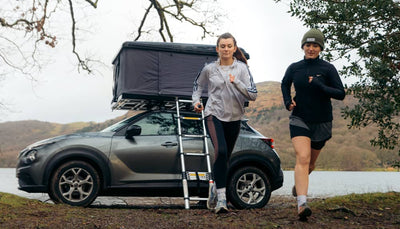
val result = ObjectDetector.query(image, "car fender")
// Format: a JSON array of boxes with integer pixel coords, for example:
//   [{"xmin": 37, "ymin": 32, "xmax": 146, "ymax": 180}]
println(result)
[
  {"xmin": 43, "ymin": 147, "xmax": 111, "ymax": 190},
  {"xmin": 228, "ymin": 150, "xmax": 279, "ymax": 181}
]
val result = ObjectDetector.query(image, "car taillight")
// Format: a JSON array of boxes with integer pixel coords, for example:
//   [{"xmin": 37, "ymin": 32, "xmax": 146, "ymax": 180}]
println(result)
[{"xmin": 261, "ymin": 138, "xmax": 274, "ymax": 149}]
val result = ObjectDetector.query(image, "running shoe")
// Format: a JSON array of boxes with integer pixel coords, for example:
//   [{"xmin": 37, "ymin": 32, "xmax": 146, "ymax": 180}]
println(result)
[
  {"xmin": 215, "ymin": 199, "xmax": 228, "ymax": 214},
  {"xmin": 298, "ymin": 203, "xmax": 312, "ymax": 221},
  {"xmin": 206, "ymin": 183, "xmax": 217, "ymax": 210}
]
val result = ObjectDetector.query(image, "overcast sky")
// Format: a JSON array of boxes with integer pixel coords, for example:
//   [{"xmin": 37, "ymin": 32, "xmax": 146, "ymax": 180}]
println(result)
[{"xmin": 0, "ymin": 0, "xmax": 311, "ymax": 124}]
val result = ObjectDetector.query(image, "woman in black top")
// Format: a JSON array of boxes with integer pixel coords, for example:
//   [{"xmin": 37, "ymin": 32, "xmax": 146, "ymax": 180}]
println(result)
[{"xmin": 281, "ymin": 28, "xmax": 345, "ymax": 221}]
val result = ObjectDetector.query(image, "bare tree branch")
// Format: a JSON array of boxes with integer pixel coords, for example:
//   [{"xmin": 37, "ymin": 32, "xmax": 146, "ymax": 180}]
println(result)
[
  {"xmin": 134, "ymin": 0, "xmax": 219, "ymax": 42},
  {"xmin": 0, "ymin": 0, "xmax": 97, "ymax": 75},
  {"xmin": 0, "ymin": 0, "xmax": 219, "ymax": 77},
  {"xmin": 135, "ymin": 2, "xmax": 154, "ymax": 41},
  {"xmin": 84, "ymin": 0, "xmax": 99, "ymax": 8},
  {"xmin": 68, "ymin": 0, "xmax": 92, "ymax": 73},
  {"xmin": 151, "ymin": 0, "xmax": 168, "ymax": 41}
]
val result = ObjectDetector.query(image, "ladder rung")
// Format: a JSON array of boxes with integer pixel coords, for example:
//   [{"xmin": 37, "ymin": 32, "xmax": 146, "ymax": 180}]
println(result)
[
  {"xmin": 181, "ymin": 116, "xmax": 202, "ymax": 120},
  {"xmin": 182, "ymin": 134, "xmax": 205, "ymax": 138},
  {"xmin": 184, "ymin": 152, "xmax": 207, "ymax": 156},
  {"xmin": 189, "ymin": 197, "xmax": 208, "ymax": 201},
  {"xmin": 178, "ymin": 99, "xmax": 193, "ymax": 103}
]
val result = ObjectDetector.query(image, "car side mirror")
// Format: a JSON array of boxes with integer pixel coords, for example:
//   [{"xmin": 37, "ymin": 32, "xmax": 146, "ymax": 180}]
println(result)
[{"xmin": 126, "ymin": 125, "xmax": 141, "ymax": 139}]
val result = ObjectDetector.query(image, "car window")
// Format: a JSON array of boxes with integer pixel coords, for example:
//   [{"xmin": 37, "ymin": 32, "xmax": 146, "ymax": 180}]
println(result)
[
  {"xmin": 173, "ymin": 113, "xmax": 203, "ymax": 135},
  {"xmin": 134, "ymin": 112, "xmax": 175, "ymax": 135}
]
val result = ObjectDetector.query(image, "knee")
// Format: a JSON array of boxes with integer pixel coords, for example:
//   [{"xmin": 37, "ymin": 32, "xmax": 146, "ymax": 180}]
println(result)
[{"xmin": 296, "ymin": 154, "xmax": 311, "ymax": 166}]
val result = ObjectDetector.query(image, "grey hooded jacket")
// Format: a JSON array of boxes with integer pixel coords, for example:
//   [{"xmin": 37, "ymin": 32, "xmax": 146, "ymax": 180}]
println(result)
[{"xmin": 192, "ymin": 58, "xmax": 257, "ymax": 122}]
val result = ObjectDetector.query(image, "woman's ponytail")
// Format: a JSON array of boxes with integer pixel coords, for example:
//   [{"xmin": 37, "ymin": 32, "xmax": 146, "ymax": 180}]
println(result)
[{"xmin": 234, "ymin": 48, "xmax": 247, "ymax": 65}]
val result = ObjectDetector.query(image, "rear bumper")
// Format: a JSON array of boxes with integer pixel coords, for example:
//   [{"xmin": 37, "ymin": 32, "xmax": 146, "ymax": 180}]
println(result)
[{"xmin": 271, "ymin": 169, "xmax": 284, "ymax": 191}]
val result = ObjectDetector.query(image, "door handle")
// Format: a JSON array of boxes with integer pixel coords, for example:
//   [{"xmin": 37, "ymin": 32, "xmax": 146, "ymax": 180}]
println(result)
[{"xmin": 161, "ymin": 142, "xmax": 178, "ymax": 147}]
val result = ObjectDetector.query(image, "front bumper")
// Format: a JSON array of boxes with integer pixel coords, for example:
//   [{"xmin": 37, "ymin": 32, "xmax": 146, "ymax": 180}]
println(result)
[{"xmin": 16, "ymin": 166, "xmax": 47, "ymax": 193}]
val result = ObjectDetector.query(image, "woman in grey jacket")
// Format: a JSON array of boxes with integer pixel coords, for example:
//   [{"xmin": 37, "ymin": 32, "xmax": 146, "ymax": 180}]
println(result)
[{"xmin": 192, "ymin": 32, "xmax": 257, "ymax": 214}]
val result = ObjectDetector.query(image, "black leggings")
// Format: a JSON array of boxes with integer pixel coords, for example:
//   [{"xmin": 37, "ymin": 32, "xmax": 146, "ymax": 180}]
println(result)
[{"xmin": 206, "ymin": 115, "xmax": 241, "ymax": 189}]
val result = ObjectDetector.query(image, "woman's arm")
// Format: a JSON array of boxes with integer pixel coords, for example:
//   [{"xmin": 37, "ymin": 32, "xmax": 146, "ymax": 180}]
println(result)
[
  {"xmin": 310, "ymin": 65, "xmax": 345, "ymax": 100},
  {"xmin": 281, "ymin": 65, "xmax": 294, "ymax": 110},
  {"xmin": 231, "ymin": 65, "xmax": 257, "ymax": 101},
  {"xmin": 192, "ymin": 65, "xmax": 209, "ymax": 108}
]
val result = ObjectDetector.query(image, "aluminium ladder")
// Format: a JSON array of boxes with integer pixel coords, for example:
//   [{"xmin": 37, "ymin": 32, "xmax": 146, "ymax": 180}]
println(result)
[{"xmin": 175, "ymin": 98, "xmax": 213, "ymax": 209}]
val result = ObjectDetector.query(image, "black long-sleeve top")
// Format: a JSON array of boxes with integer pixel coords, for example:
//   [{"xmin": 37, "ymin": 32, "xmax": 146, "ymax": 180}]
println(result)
[{"xmin": 281, "ymin": 56, "xmax": 345, "ymax": 123}]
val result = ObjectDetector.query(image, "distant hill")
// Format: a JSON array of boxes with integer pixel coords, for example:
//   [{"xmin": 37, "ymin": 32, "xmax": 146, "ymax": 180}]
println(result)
[
  {"xmin": 0, "ymin": 81, "xmax": 398, "ymax": 170},
  {"xmin": 0, "ymin": 112, "xmax": 136, "ymax": 167}
]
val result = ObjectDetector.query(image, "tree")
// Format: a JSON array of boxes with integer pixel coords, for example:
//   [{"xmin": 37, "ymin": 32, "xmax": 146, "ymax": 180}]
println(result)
[
  {"xmin": 275, "ymin": 0, "xmax": 400, "ymax": 159},
  {"xmin": 133, "ymin": 0, "xmax": 220, "ymax": 42},
  {"xmin": 0, "ymin": 0, "xmax": 220, "ymax": 75},
  {"xmin": 0, "ymin": 0, "xmax": 99, "ymax": 75}
]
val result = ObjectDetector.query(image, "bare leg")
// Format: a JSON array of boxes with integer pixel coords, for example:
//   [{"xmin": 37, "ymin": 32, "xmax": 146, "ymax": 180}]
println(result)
[
  {"xmin": 292, "ymin": 147, "xmax": 321, "ymax": 197},
  {"xmin": 292, "ymin": 136, "xmax": 311, "ymax": 196},
  {"xmin": 309, "ymin": 148, "xmax": 321, "ymax": 174}
]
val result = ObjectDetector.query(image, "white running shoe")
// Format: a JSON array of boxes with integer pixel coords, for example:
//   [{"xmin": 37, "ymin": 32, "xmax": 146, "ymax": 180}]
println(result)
[
  {"xmin": 206, "ymin": 183, "xmax": 217, "ymax": 209},
  {"xmin": 215, "ymin": 199, "xmax": 228, "ymax": 214}
]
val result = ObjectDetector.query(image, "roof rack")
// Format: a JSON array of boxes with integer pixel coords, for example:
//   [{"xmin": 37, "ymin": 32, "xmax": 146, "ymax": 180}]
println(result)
[{"xmin": 111, "ymin": 94, "xmax": 196, "ymax": 111}]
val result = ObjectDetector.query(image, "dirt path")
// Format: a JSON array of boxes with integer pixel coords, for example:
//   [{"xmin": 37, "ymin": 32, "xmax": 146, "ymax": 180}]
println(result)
[{"xmin": 1, "ymin": 192, "xmax": 399, "ymax": 228}]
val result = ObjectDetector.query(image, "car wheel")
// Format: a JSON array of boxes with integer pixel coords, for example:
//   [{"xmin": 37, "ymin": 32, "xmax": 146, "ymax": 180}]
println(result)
[
  {"xmin": 47, "ymin": 187, "xmax": 61, "ymax": 204},
  {"xmin": 227, "ymin": 166, "xmax": 271, "ymax": 209},
  {"xmin": 49, "ymin": 160, "xmax": 100, "ymax": 207}
]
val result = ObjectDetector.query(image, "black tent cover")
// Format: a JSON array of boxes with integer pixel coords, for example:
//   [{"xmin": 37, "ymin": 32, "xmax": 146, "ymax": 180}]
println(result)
[{"xmin": 111, "ymin": 41, "xmax": 250, "ymax": 110}]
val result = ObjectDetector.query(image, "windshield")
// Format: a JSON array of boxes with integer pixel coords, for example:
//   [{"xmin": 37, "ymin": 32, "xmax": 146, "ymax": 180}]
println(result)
[
  {"xmin": 100, "ymin": 112, "xmax": 147, "ymax": 132},
  {"xmin": 101, "ymin": 117, "xmax": 133, "ymax": 132}
]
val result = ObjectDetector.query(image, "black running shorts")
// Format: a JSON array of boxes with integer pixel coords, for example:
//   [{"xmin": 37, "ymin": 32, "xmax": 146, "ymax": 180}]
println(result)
[{"xmin": 289, "ymin": 115, "xmax": 332, "ymax": 150}]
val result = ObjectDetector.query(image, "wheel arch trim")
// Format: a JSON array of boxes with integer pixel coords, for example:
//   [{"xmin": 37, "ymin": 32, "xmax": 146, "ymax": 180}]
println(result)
[
  {"xmin": 43, "ymin": 148, "xmax": 111, "ymax": 191},
  {"xmin": 229, "ymin": 151, "xmax": 278, "ymax": 182}
]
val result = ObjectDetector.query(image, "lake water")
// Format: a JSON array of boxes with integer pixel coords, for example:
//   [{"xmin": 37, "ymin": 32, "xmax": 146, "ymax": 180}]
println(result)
[{"xmin": 1, "ymin": 168, "xmax": 399, "ymax": 204}]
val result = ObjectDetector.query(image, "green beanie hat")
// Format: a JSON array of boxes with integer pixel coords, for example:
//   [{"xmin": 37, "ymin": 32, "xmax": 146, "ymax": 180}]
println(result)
[{"xmin": 301, "ymin": 28, "xmax": 324, "ymax": 50}]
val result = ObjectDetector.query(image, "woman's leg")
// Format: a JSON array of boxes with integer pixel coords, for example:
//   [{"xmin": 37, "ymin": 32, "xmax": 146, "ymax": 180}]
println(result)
[
  {"xmin": 309, "ymin": 148, "xmax": 321, "ymax": 173},
  {"xmin": 292, "ymin": 136, "xmax": 313, "ymax": 220},
  {"xmin": 309, "ymin": 140, "xmax": 326, "ymax": 173},
  {"xmin": 205, "ymin": 116, "xmax": 228, "ymax": 189},
  {"xmin": 205, "ymin": 116, "xmax": 229, "ymax": 213},
  {"xmin": 292, "ymin": 136, "xmax": 312, "ymax": 197},
  {"xmin": 222, "ymin": 120, "xmax": 241, "ymax": 160},
  {"xmin": 205, "ymin": 117, "xmax": 240, "ymax": 213},
  {"xmin": 292, "ymin": 148, "xmax": 320, "ymax": 197}
]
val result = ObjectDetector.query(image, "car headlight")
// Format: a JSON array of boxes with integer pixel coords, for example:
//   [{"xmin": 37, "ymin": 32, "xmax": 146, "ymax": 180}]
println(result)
[{"xmin": 22, "ymin": 149, "xmax": 38, "ymax": 165}]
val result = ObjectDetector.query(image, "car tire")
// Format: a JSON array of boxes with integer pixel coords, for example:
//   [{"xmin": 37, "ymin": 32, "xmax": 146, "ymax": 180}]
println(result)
[
  {"xmin": 49, "ymin": 160, "xmax": 100, "ymax": 207},
  {"xmin": 47, "ymin": 187, "xmax": 61, "ymax": 204},
  {"xmin": 227, "ymin": 166, "xmax": 271, "ymax": 209}
]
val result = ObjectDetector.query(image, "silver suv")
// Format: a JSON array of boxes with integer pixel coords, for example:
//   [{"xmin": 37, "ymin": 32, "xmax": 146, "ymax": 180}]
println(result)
[{"xmin": 17, "ymin": 109, "xmax": 283, "ymax": 209}]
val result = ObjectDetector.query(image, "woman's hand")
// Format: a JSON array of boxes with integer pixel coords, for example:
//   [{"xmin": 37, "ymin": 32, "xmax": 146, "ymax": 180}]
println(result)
[
  {"xmin": 193, "ymin": 102, "xmax": 204, "ymax": 113},
  {"xmin": 288, "ymin": 99, "xmax": 296, "ymax": 111},
  {"xmin": 229, "ymin": 74, "xmax": 235, "ymax": 83}
]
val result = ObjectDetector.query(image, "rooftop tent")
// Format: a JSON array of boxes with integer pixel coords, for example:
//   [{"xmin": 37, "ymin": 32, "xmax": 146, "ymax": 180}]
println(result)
[{"xmin": 111, "ymin": 41, "xmax": 250, "ymax": 110}]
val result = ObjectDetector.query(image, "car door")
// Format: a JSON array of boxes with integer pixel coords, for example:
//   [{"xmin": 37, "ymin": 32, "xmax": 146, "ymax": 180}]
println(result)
[
  {"xmin": 109, "ymin": 112, "xmax": 181, "ymax": 184},
  {"xmin": 172, "ymin": 112, "xmax": 214, "ymax": 172}
]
